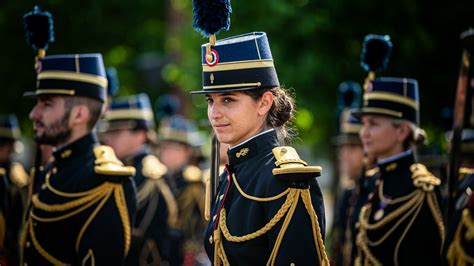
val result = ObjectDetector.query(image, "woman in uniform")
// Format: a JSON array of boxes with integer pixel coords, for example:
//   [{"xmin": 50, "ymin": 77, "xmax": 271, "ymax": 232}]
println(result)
[
  {"xmin": 192, "ymin": 32, "xmax": 329, "ymax": 265},
  {"xmin": 352, "ymin": 77, "xmax": 445, "ymax": 265}
]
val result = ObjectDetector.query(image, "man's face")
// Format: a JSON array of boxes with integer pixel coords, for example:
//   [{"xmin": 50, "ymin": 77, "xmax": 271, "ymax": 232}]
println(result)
[
  {"xmin": 29, "ymin": 96, "xmax": 72, "ymax": 146},
  {"xmin": 101, "ymin": 129, "xmax": 144, "ymax": 160}
]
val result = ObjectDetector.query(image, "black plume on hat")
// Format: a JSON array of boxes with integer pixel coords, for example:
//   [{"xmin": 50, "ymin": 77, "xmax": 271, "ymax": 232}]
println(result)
[
  {"xmin": 23, "ymin": 6, "xmax": 54, "ymax": 53},
  {"xmin": 360, "ymin": 34, "xmax": 392, "ymax": 73},
  {"xmin": 155, "ymin": 94, "xmax": 181, "ymax": 121},
  {"xmin": 192, "ymin": 0, "xmax": 232, "ymax": 37},
  {"xmin": 337, "ymin": 81, "xmax": 362, "ymax": 110}
]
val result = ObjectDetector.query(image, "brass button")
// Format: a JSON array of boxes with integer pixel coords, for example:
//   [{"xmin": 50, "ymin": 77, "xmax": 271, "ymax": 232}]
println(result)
[
  {"xmin": 41, "ymin": 183, "xmax": 47, "ymax": 190},
  {"xmin": 290, "ymin": 263, "xmax": 295, "ymax": 266},
  {"xmin": 209, "ymin": 235, "xmax": 213, "ymax": 244},
  {"xmin": 212, "ymin": 215, "xmax": 217, "ymax": 222},
  {"xmin": 24, "ymin": 263, "xmax": 28, "ymax": 266},
  {"xmin": 26, "ymin": 241, "xmax": 31, "ymax": 248},
  {"xmin": 52, "ymin": 167, "xmax": 58, "ymax": 174}
]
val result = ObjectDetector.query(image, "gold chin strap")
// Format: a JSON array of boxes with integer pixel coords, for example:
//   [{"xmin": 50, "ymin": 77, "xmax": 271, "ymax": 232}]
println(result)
[{"xmin": 212, "ymin": 173, "xmax": 329, "ymax": 266}]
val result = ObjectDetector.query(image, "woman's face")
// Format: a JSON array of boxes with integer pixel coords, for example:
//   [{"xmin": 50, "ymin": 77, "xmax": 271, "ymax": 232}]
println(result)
[
  {"xmin": 206, "ymin": 92, "xmax": 270, "ymax": 147},
  {"xmin": 359, "ymin": 114, "xmax": 407, "ymax": 160}
]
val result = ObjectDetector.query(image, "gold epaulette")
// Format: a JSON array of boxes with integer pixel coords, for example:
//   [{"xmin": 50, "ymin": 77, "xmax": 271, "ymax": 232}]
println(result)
[
  {"xmin": 271, "ymin": 146, "xmax": 322, "ymax": 176},
  {"xmin": 410, "ymin": 163, "xmax": 441, "ymax": 192},
  {"xmin": 142, "ymin": 155, "xmax": 167, "ymax": 179},
  {"xmin": 183, "ymin": 165, "xmax": 202, "ymax": 182},
  {"xmin": 10, "ymin": 162, "xmax": 30, "ymax": 188},
  {"xmin": 94, "ymin": 146, "xmax": 136, "ymax": 176},
  {"xmin": 460, "ymin": 167, "xmax": 474, "ymax": 176}
]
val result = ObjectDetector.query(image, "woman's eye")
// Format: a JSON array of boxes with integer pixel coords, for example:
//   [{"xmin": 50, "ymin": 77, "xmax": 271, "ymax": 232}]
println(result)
[
  {"xmin": 223, "ymin": 98, "xmax": 234, "ymax": 103},
  {"xmin": 206, "ymin": 98, "xmax": 213, "ymax": 104}
]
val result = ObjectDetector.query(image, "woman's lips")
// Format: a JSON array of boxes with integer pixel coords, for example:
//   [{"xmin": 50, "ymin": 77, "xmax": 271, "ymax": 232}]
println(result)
[{"xmin": 213, "ymin": 124, "xmax": 230, "ymax": 131}]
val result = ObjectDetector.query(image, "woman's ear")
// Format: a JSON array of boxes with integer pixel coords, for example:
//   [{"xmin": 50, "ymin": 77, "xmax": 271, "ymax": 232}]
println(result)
[
  {"xmin": 257, "ymin": 91, "xmax": 274, "ymax": 116},
  {"xmin": 397, "ymin": 123, "xmax": 412, "ymax": 143}
]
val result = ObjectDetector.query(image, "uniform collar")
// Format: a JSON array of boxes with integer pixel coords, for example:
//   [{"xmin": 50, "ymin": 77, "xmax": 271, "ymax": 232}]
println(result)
[
  {"xmin": 377, "ymin": 149, "xmax": 415, "ymax": 175},
  {"xmin": 227, "ymin": 129, "xmax": 278, "ymax": 166},
  {"xmin": 52, "ymin": 133, "xmax": 98, "ymax": 164}
]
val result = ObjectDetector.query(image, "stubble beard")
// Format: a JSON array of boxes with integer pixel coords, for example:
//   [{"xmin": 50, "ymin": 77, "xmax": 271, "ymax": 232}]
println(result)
[{"xmin": 34, "ymin": 112, "xmax": 72, "ymax": 147}]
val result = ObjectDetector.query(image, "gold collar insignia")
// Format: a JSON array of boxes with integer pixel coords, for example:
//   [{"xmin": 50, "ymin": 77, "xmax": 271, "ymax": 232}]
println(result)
[
  {"xmin": 385, "ymin": 163, "xmax": 397, "ymax": 172},
  {"xmin": 60, "ymin": 149, "xmax": 72, "ymax": 158},
  {"xmin": 236, "ymin": 147, "xmax": 249, "ymax": 158}
]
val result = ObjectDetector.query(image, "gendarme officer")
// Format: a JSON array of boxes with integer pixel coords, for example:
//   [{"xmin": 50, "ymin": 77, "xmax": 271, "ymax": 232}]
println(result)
[
  {"xmin": 193, "ymin": 31, "xmax": 329, "ymax": 265},
  {"xmin": 100, "ymin": 93, "xmax": 178, "ymax": 265},
  {"xmin": 0, "ymin": 114, "xmax": 29, "ymax": 265},
  {"xmin": 352, "ymin": 77, "xmax": 445, "ymax": 265},
  {"xmin": 21, "ymin": 53, "xmax": 137, "ymax": 265}
]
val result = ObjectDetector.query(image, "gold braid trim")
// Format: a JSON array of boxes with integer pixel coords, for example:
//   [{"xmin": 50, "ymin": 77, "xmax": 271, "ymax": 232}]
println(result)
[
  {"xmin": 216, "ymin": 188, "xmax": 329, "ymax": 265},
  {"xmin": 232, "ymin": 173, "xmax": 290, "ymax": 201},
  {"xmin": 76, "ymin": 189, "xmax": 113, "ymax": 252},
  {"xmin": 31, "ymin": 193, "xmax": 105, "ymax": 222},
  {"xmin": 45, "ymin": 171, "xmax": 112, "ymax": 198},
  {"xmin": 267, "ymin": 189, "xmax": 301, "ymax": 266},
  {"xmin": 32, "ymin": 183, "xmax": 115, "ymax": 212},
  {"xmin": 356, "ymin": 165, "xmax": 443, "ymax": 266},
  {"xmin": 393, "ymin": 195, "xmax": 425, "ymax": 266},
  {"xmin": 156, "ymin": 179, "xmax": 179, "ymax": 227},
  {"xmin": 27, "ymin": 216, "xmax": 70, "ymax": 266},
  {"xmin": 213, "ymin": 228, "xmax": 229, "ymax": 266},
  {"xmin": 300, "ymin": 189, "xmax": 330, "ymax": 265},
  {"xmin": 114, "ymin": 185, "xmax": 131, "ymax": 257},
  {"xmin": 427, "ymin": 192, "xmax": 445, "ymax": 246},
  {"xmin": 355, "ymin": 206, "xmax": 382, "ymax": 266},
  {"xmin": 447, "ymin": 209, "xmax": 474, "ymax": 265},
  {"xmin": 219, "ymin": 189, "xmax": 296, "ymax": 242}
]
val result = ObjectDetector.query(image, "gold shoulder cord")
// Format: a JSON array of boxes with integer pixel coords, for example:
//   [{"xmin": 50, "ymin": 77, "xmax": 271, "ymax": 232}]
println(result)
[
  {"xmin": 213, "ymin": 146, "xmax": 330, "ymax": 266},
  {"xmin": 23, "ymin": 167, "xmax": 132, "ymax": 264},
  {"xmin": 446, "ymin": 208, "xmax": 474, "ymax": 264},
  {"xmin": 139, "ymin": 155, "xmax": 178, "ymax": 227},
  {"xmin": 355, "ymin": 163, "xmax": 445, "ymax": 266}
]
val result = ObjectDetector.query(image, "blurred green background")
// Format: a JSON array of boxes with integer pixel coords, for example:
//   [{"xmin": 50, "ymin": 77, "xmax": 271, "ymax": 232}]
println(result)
[{"xmin": 1, "ymin": 0, "xmax": 473, "ymax": 159}]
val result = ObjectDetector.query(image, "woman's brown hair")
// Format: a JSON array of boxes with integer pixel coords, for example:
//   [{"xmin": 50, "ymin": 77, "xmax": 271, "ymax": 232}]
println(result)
[{"xmin": 243, "ymin": 87, "xmax": 297, "ymax": 144}]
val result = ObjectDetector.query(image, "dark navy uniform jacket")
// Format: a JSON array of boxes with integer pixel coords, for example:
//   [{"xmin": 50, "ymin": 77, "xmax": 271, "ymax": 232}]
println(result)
[
  {"xmin": 0, "ymin": 161, "xmax": 29, "ymax": 265},
  {"xmin": 356, "ymin": 151, "xmax": 444, "ymax": 266},
  {"xmin": 332, "ymin": 176, "xmax": 375, "ymax": 266},
  {"xmin": 125, "ymin": 149, "xmax": 176, "ymax": 266},
  {"xmin": 204, "ymin": 130, "xmax": 327, "ymax": 265},
  {"xmin": 443, "ymin": 171, "xmax": 474, "ymax": 265},
  {"xmin": 165, "ymin": 162, "xmax": 206, "ymax": 266},
  {"xmin": 22, "ymin": 133, "xmax": 137, "ymax": 265}
]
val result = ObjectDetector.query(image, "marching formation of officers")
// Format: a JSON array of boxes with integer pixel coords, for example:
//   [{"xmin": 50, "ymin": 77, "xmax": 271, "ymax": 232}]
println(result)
[{"xmin": 0, "ymin": 3, "xmax": 473, "ymax": 266}]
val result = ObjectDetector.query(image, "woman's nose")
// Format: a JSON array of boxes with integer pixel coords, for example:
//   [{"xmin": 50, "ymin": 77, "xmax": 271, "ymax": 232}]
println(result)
[{"xmin": 208, "ymin": 104, "xmax": 222, "ymax": 120}]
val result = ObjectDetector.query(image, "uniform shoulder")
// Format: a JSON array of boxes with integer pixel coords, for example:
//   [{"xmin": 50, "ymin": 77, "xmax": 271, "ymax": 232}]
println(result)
[
  {"xmin": 93, "ymin": 145, "xmax": 136, "ymax": 177},
  {"xmin": 183, "ymin": 165, "xmax": 203, "ymax": 183},
  {"xmin": 271, "ymin": 146, "xmax": 322, "ymax": 182},
  {"xmin": 410, "ymin": 163, "xmax": 441, "ymax": 192},
  {"xmin": 365, "ymin": 166, "xmax": 380, "ymax": 177},
  {"xmin": 141, "ymin": 154, "xmax": 167, "ymax": 179},
  {"xmin": 10, "ymin": 162, "xmax": 30, "ymax": 188}
]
